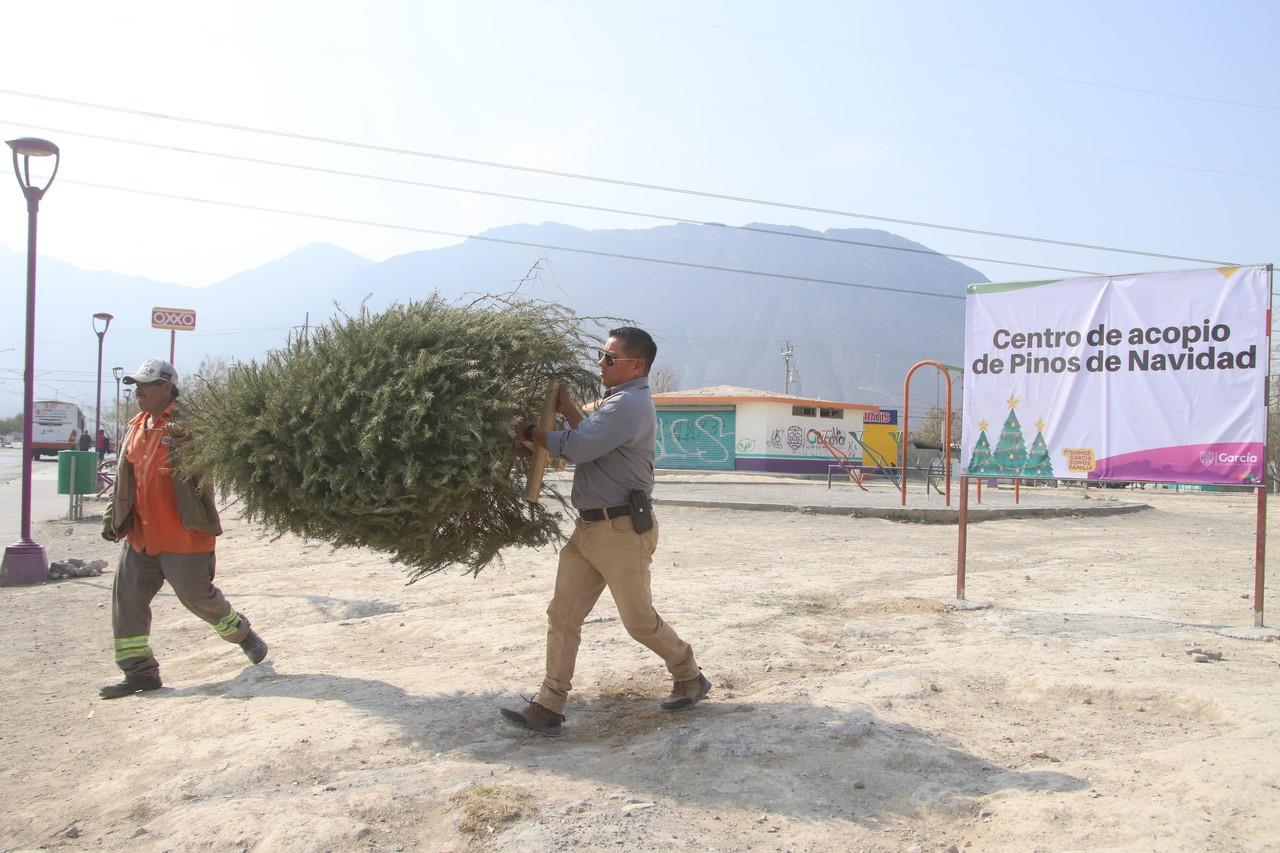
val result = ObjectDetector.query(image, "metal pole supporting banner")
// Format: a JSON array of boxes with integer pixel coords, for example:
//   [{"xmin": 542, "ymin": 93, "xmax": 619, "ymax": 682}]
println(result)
[
  {"xmin": 957, "ymin": 475, "xmax": 969, "ymax": 600},
  {"xmin": 169, "ymin": 329, "xmax": 176, "ymax": 365},
  {"xmin": 1255, "ymin": 486, "xmax": 1266, "ymax": 627},
  {"xmin": 1257, "ymin": 263, "xmax": 1274, "ymax": 628}
]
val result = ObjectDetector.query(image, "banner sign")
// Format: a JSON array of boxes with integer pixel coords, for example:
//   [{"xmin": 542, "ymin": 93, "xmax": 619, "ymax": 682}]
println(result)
[
  {"xmin": 961, "ymin": 266, "xmax": 1270, "ymax": 485},
  {"xmin": 863, "ymin": 409, "xmax": 898, "ymax": 426},
  {"xmin": 151, "ymin": 307, "xmax": 197, "ymax": 331}
]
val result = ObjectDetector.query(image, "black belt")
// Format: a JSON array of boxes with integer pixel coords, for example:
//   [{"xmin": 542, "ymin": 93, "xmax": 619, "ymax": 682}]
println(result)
[{"xmin": 579, "ymin": 504, "xmax": 632, "ymax": 521}]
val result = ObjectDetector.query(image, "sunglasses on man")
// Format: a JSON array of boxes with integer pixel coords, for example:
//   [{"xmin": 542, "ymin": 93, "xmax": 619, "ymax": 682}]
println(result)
[{"xmin": 596, "ymin": 349, "xmax": 642, "ymax": 367}]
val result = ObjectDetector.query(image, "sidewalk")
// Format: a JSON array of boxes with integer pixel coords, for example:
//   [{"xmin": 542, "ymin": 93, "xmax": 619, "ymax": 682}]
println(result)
[
  {"xmin": 545, "ymin": 470, "xmax": 1149, "ymax": 523},
  {"xmin": 0, "ymin": 458, "xmax": 83, "ymax": 543}
]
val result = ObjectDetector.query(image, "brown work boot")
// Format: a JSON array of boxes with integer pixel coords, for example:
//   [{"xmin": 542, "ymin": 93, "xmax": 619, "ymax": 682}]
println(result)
[
  {"xmin": 661, "ymin": 672, "xmax": 712, "ymax": 711},
  {"xmin": 99, "ymin": 674, "xmax": 162, "ymax": 700},
  {"xmin": 500, "ymin": 700, "xmax": 565, "ymax": 736}
]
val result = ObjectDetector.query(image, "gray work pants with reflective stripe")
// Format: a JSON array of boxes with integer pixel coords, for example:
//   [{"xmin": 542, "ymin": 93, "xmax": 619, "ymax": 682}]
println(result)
[{"xmin": 111, "ymin": 544, "xmax": 250, "ymax": 680}]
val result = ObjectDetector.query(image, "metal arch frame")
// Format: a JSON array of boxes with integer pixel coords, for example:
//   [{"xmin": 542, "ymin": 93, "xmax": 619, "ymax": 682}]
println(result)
[{"xmin": 901, "ymin": 360, "xmax": 954, "ymax": 507}]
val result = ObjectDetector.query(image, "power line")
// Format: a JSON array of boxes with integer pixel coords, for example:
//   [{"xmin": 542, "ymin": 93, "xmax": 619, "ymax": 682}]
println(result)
[
  {"xmin": 536, "ymin": 0, "xmax": 1280, "ymax": 113},
  {"xmin": 63, "ymin": 179, "xmax": 968, "ymax": 302},
  {"xmin": 6, "ymin": 121, "xmax": 1104, "ymax": 276},
  {"xmin": 0, "ymin": 89, "xmax": 1237, "ymax": 266}
]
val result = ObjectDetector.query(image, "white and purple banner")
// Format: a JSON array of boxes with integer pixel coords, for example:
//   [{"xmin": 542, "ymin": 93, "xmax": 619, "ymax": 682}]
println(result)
[{"xmin": 961, "ymin": 266, "xmax": 1271, "ymax": 485}]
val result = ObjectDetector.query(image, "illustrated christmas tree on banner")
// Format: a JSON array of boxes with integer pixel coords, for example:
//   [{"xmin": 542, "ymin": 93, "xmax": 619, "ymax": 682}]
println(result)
[
  {"xmin": 966, "ymin": 420, "xmax": 997, "ymax": 475},
  {"xmin": 968, "ymin": 395, "xmax": 1055, "ymax": 479},
  {"xmin": 1022, "ymin": 419, "xmax": 1055, "ymax": 478},
  {"xmin": 993, "ymin": 395, "xmax": 1028, "ymax": 476}
]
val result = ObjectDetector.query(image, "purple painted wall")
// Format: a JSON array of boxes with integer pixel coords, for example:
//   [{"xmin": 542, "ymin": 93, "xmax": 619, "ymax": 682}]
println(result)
[{"xmin": 735, "ymin": 457, "xmax": 841, "ymax": 475}]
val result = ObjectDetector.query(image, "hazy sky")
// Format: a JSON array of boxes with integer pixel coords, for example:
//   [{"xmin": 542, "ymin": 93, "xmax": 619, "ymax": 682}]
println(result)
[{"xmin": 0, "ymin": 0, "xmax": 1275, "ymax": 289}]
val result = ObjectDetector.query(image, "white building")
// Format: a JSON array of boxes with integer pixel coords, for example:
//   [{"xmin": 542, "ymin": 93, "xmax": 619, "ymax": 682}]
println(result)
[{"xmin": 652, "ymin": 385, "xmax": 894, "ymax": 474}]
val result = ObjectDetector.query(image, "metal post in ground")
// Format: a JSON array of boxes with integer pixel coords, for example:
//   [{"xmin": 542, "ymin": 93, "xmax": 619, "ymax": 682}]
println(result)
[{"xmin": 957, "ymin": 476, "xmax": 969, "ymax": 600}]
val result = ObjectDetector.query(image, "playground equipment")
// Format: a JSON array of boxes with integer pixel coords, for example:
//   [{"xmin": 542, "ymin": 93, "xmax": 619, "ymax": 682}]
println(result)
[
  {"xmin": 816, "ymin": 429, "xmax": 903, "ymax": 490},
  {"xmin": 901, "ymin": 360, "xmax": 957, "ymax": 506},
  {"xmin": 811, "ymin": 430, "xmax": 866, "ymax": 490},
  {"xmin": 913, "ymin": 437, "xmax": 948, "ymax": 496}
]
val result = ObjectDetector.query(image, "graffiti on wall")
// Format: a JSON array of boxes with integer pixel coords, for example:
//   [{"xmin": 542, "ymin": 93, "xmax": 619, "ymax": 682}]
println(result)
[
  {"xmin": 655, "ymin": 412, "xmax": 735, "ymax": 469},
  {"xmin": 805, "ymin": 427, "xmax": 847, "ymax": 449},
  {"xmin": 766, "ymin": 429, "xmax": 784, "ymax": 450}
]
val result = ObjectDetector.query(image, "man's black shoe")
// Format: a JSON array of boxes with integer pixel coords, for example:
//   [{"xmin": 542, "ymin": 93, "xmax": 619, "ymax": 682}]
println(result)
[
  {"xmin": 99, "ymin": 675, "xmax": 162, "ymax": 700},
  {"xmin": 240, "ymin": 630, "xmax": 269, "ymax": 665}
]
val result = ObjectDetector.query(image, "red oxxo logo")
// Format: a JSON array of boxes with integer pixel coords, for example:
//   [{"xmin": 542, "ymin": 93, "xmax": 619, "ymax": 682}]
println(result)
[{"xmin": 151, "ymin": 307, "xmax": 197, "ymax": 330}]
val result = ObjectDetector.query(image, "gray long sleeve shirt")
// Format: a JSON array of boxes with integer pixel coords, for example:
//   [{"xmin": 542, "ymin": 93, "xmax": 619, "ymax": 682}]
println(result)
[{"xmin": 546, "ymin": 376, "xmax": 655, "ymax": 509}]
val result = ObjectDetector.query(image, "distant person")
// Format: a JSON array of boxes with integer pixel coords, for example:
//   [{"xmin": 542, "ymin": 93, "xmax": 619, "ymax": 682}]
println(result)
[
  {"xmin": 95, "ymin": 428, "xmax": 107, "ymax": 460},
  {"xmin": 78, "ymin": 431, "xmax": 91, "ymax": 452},
  {"xmin": 99, "ymin": 357, "xmax": 269, "ymax": 700},
  {"xmin": 501, "ymin": 327, "xmax": 710, "ymax": 735}
]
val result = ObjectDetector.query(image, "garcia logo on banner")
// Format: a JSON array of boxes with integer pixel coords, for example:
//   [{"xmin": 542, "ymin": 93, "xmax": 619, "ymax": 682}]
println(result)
[{"xmin": 960, "ymin": 266, "xmax": 1270, "ymax": 486}]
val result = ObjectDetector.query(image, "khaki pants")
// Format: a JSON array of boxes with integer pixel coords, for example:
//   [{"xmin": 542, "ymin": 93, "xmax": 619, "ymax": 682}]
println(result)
[
  {"xmin": 535, "ymin": 514, "xmax": 698, "ymax": 714},
  {"xmin": 111, "ymin": 545, "xmax": 250, "ymax": 679}
]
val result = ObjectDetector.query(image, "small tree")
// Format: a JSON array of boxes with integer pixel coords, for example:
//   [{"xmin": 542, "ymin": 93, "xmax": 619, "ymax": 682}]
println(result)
[
  {"xmin": 915, "ymin": 405, "xmax": 962, "ymax": 450},
  {"xmin": 650, "ymin": 363, "xmax": 679, "ymax": 394},
  {"xmin": 178, "ymin": 294, "xmax": 602, "ymax": 580}
]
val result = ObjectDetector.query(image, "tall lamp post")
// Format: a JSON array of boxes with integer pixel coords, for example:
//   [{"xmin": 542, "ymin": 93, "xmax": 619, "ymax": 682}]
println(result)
[
  {"xmin": 92, "ymin": 312, "xmax": 113, "ymax": 451},
  {"xmin": 2, "ymin": 137, "xmax": 59, "ymax": 586},
  {"xmin": 112, "ymin": 366, "xmax": 123, "ymax": 448}
]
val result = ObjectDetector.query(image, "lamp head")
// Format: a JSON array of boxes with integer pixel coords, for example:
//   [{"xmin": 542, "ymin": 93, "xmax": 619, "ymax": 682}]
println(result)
[
  {"xmin": 6, "ymin": 138, "xmax": 58, "ymax": 158},
  {"xmin": 93, "ymin": 312, "xmax": 113, "ymax": 335},
  {"xmin": 6, "ymin": 137, "xmax": 60, "ymax": 195},
  {"xmin": 112, "ymin": 366, "xmax": 123, "ymax": 381}
]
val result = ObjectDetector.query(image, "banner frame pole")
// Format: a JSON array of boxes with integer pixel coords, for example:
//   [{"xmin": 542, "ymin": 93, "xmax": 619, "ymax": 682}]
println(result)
[
  {"xmin": 957, "ymin": 475, "xmax": 969, "ymax": 599},
  {"xmin": 1257, "ymin": 263, "xmax": 1274, "ymax": 627}
]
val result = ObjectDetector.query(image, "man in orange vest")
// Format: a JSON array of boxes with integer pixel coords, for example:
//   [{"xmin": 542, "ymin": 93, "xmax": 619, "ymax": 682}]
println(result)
[{"xmin": 99, "ymin": 357, "xmax": 268, "ymax": 699}]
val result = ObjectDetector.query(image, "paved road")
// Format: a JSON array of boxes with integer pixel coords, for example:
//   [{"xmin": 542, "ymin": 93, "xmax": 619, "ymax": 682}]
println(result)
[
  {"xmin": 0, "ymin": 446, "xmax": 25, "ymax": 486},
  {"xmin": 0, "ymin": 448, "xmax": 82, "ymax": 543}
]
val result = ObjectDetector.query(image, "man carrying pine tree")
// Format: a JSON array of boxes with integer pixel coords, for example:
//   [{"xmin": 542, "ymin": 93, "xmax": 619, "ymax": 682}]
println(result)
[
  {"xmin": 501, "ymin": 327, "xmax": 710, "ymax": 735},
  {"xmin": 98, "ymin": 357, "xmax": 268, "ymax": 699}
]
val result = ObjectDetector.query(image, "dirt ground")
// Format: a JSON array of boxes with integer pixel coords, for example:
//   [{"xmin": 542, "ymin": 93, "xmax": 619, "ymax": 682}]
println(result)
[{"xmin": 1, "ymin": 489, "xmax": 1278, "ymax": 852}]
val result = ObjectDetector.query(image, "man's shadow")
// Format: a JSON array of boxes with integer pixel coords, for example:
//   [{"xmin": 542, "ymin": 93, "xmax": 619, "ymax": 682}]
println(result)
[{"xmin": 163, "ymin": 666, "xmax": 1087, "ymax": 824}]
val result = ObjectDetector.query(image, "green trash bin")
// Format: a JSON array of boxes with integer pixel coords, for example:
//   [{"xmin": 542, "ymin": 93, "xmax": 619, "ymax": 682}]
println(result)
[{"xmin": 57, "ymin": 450, "xmax": 99, "ymax": 495}]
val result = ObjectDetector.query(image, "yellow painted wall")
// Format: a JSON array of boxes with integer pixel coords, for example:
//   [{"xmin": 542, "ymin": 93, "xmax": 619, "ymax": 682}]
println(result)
[{"xmin": 860, "ymin": 410, "xmax": 900, "ymax": 470}]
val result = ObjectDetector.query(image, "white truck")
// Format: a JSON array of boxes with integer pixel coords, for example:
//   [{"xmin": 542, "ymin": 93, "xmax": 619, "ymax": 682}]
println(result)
[{"xmin": 32, "ymin": 400, "xmax": 84, "ymax": 459}]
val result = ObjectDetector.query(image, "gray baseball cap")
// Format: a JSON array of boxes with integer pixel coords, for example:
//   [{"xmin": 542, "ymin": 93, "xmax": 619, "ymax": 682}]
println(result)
[{"xmin": 122, "ymin": 357, "xmax": 179, "ymax": 386}]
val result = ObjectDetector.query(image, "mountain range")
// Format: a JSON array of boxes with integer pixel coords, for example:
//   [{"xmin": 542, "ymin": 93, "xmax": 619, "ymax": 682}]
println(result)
[{"xmin": 0, "ymin": 222, "xmax": 985, "ymax": 415}]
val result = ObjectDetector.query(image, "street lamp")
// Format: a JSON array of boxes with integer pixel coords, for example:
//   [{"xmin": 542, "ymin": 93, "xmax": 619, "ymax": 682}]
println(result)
[
  {"xmin": 112, "ymin": 366, "xmax": 123, "ymax": 449},
  {"xmin": 92, "ymin": 312, "xmax": 113, "ymax": 454},
  {"xmin": 2, "ymin": 137, "xmax": 59, "ymax": 585}
]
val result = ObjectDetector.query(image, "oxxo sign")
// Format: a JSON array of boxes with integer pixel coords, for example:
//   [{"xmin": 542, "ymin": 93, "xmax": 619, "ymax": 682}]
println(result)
[{"xmin": 151, "ymin": 307, "xmax": 197, "ymax": 331}]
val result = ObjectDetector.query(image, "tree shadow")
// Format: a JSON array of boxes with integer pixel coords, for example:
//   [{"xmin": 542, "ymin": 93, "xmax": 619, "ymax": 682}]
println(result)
[
  {"xmin": 162, "ymin": 666, "xmax": 1088, "ymax": 824},
  {"xmin": 231, "ymin": 590, "xmax": 403, "ymax": 621}
]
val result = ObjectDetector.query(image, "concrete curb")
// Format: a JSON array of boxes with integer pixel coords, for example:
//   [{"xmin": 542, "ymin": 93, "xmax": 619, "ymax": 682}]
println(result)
[
  {"xmin": 1216, "ymin": 626, "xmax": 1280, "ymax": 641},
  {"xmin": 652, "ymin": 498, "xmax": 1152, "ymax": 524}
]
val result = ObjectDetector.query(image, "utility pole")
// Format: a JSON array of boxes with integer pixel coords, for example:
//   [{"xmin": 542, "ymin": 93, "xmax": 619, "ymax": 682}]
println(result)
[
  {"xmin": 293, "ymin": 312, "xmax": 311, "ymax": 345},
  {"xmin": 781, "ymin": 341, "xmax": 795, "ymax": 394}
]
